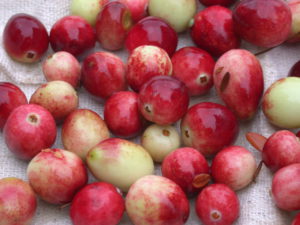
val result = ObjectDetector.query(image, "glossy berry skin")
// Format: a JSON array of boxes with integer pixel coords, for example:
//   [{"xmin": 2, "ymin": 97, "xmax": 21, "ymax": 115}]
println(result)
[
  {"xmin": 138, "ymin": 76, "xmax": 190, "ymax": 125},
  {"xmin": 3, "ymin": 104, "xmax": 57, "ymax": 160},
  {"xmin": 27, "ymin": 148, "xmax": 88, "ymax": 205},
  {"xmin": 292, "ymin": 213, "xmax": 300, "ymax": 225},
  {"xmin": 211, "ymin": 146, "xmax": 256, "ymax": 191},
  {"xmin": 104, "ymin": 91, "xmax": 144, "ymax": 138},
  {"xmin": 125, "ymin": 175, "xmax": 190, "ymax": 225},
  {"xmin": 125, "ymin": 16, "xmax": 178, "ymax": 56},
  {"xmin": 3, "ymin": 13, "xmax": 49, "ymax": 63},
  {"xmin": 50, "ymin": 16, "xmax": 96, "ymax": 56},
  {"xmin": 213, "ymin": 49, "xmax": 264, "ymax": 120},
  {"xmin": 199, "ymin": 0, "xmax": 237, "ymax": 6},
  {"xmin": 96, "ymin": 1, "xmax": 133, "ymax": 50},
  {"xmin": 119, "ymin": 0, "xmax": 149, "ymax": 23},
  {"xmin": 196, "ymin": 184, "xmax": 240, "ymax": 225},
  {"xmin": 272, "ymin": 163, "xmax": 300, "ymax": 211},
  {"xmin": 82, "ymin": 52, "xmax": 127, "ymax": 100},
  {"xmin": 127, "ymin": 45, "xmax": 172, "ymax": 92},
  {"xmin": 162, "ymin": 147, "xmax": 209, "ymax": 195},
  {"xmin": 0, "ymin": 82, "xmax": 27, "ymax": 130},
  {"xmin": 191, "ymin": 6, "xmax": 240, "ymax": 56},
  {"xmin": 0, "ymin": 177, "xmax": 37, "ymax": 225},
  {"xmin": 289, "ymin": 60, "xmax": 300, "ymax": 77},
  {"xmin": 181, "ymin": 102, "xmax": 239, "ymax": 157},
  {"xmin": 70, "ymin": 182, "xmax": 125, "ymax": 225},
  {"xmin": 262, "ymin": 130, "xmax": 300, "ymax": 172},
  {"xmin": 171, "ymin": 47, "xmax": 215, "ymax": 96},
  {"xmin": 233, "ymin": 0, "xmax": 292, "ymax": 48}
]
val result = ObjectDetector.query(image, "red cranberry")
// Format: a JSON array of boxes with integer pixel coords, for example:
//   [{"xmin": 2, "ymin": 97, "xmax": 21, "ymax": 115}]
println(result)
[
  {"xmin": 0, "ymin": 82, "xmax": 27, "ymax": 130},
  {"xmin": 104, "ymin": 91, "xmax": 144, "ymax": 138},
  {"xmin": 211, "ymin": 146, "xmax": 256, "ymax": 191},
  {"xmin": 3, "ymin": 13, "xmax": 49, "ymax": 63},
  {"xmin": 190, "ymin": 6, "xmax": 240, "ymax": 56},
  {"xmin": 233, "ymin": 0, "xmax": 292, "ymax": 48},
  {"xmin": 81, "ymin": 52, "xmax": 127, "ymax": 100},
  {"xmin": 162, "ymin": 147, "xmax": 209, "ymax": 195},
  {"xmin": 289, "ymin": 60, "xmax": 300, "ymax": 77},
  {"xmin": 70, "ymin": 182, "xmax": 125, "ymax": 225},
  {"xmin": 50, "ymin": 16, "xmax": 96, "ymax": 56},
  {"xmin": 127, "ymin": 45, "xmax": 172, "ymax": 92},
  {"xmin": 138, "ymin": 76, "xmax": 190, "ymax": 125},
  {"xmin": 181, "ymin": 102, "xmax": 239, "ymax": 157},
  {"xmin": 272, "ymin": 163, "xmax": 300, "ymax": 211},
  {"xmin": 196, "ymin": 184, "xmax": 240, "ymax": 225},
  {"xmin": 96, "ymin": 1, "xmax": 133, "ymax": 50},
  {"xmin": 119, "ymin": 0, "xmax": 149, "ymax": 23},
  {"xmin": 171, "ymin": 47, "xmax": 215, "ymax": 96},
  {"xmin": 125, "ymin": 16, "xmax": 178, "ymax": 56},
  {"xmin": 292, "ymin": 213, "xmax": 300, "ymax": 225},
  {"xmin": 199, "ymin": 0, "xmax": 237, "ymax": 6}
]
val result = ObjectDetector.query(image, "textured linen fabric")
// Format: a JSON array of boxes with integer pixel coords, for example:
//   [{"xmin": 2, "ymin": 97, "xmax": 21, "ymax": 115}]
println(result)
[{"xmin": 0, "ymin": 0, "xmax": 299, "ymax": 224}]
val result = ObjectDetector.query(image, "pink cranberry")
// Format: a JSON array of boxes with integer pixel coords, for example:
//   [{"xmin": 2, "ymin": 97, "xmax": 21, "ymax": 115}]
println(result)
[
  {"xmin": 70, "ymin": 182, "xmax": 125, "ymax": 225},
  {"xmin": 50, "ymin": 16, "xmax": 96, "ymax": 56},
  {"xmin": 138, "ymin": 76, "xmax": 189, "ymax": 125},
  {"xmin": 262, "ymin": 130, "xmax": 300, "ymax": 172},
  {"xmin": 96, "ymin": 1, "xmax": 133, "ymax": 50},
  {"xmin": 125, "ymin": 16, "xmax": 178, "ymax": 56},
  {"xmin": 211, "ymin": 146, "xmax": 257, "ymax": 191},
  {"xmin": 81, "ymin": 52, "xmax": 127, "ymax": 100},
  {"xmin": 162, "ymin": 147, "xmax": 209, "ymax": 195},
  {"xmin": 199, "ymin": 0, "xmax": 237, "ymax": 6},
  {"xmin": 272, "ymin": 163, "xmax": 300, "ymax": 211},
  {"xmin": 127, "ymin": 45, "xmax": 172, "ymax": 92},
  {"xmin": 119, "ymin": 0, "xmax": 149, "ymax": 23},
  {"xmin": 292, "ymin": 213, "xmax": 300, "ymax": 225},
  {"xmin": 191, "ymin": 6, "xmax": 240, "ymax": 56},
  {"xmin": 27, "ymin": 148, "xmax": 88, "ymax": 205},
  {"xmin": 42, "ymin": 51, "xmax": 81, "ymax": 88},
  {"xmin": 171, "ymin": 47, "xmax": 215, "ymax": 96},
  {"xmin": 104, "ymin": 91, "xmax": 144, "ymax": 138},
  {"xmin": 3, "ymin": 13, "xmax": 49, "ymax": 63},
  {"xmin": 196, "ymin": 184, "xmax": 240, "ymax": 225},
  {"xmin": 181, "ymin": 102, "xmax": 239, "ymax": 157},
  {"xmin": 0, "ymin": 82, "xmax": 27, "ymax": 130},
  {"xmin": 3, "ymin": 104, "xmax": 56, "ymax": 160},
  {"xmin": 213, "ymin": 49, "xmax": 264, "ymax": 120},
  {"xmin": 289, "ymin": 60, "xmax": 300, "ymax": 77},
  {"xmin": 233, "ymin": 0, "xmax": 292, "ymax": 48}
]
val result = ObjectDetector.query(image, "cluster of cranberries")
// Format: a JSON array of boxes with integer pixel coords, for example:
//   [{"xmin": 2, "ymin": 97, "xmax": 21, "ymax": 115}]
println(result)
[{"xmin": 2, "ymin": 0, "xmax": 300, "ymax": 224}]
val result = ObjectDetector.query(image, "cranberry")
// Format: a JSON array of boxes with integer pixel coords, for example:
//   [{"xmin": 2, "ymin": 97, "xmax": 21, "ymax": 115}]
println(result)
[
  {"xmin": 3, "ymin": 13, "xmax": 49, "ymax": 63},
  {"xmin": 233, "ymin": 0, "xmax": 292, "ymax": 48},
  {"xmin": 119, "ymin": 0, "xmax": 149, "ymax": 23},
  {"xmin": 191, "ymin": 6, "xmax": 240, "ymax": 56},
  {"xmin": 171, "ymin": 47, "xmax": 215, "ymax": 96},
  {"xmin": 0, "ymin": 82, "xmax": 27, "ymax": 130},
  {"xmin": 196, "ymin": 184, "xmax": 240, "ymax": 225},
  {"xmin": 138, "ymin": 76, "xmax": 190, "ymax": 125},
  {"xmin": 96, "ymin": 1, "xmax": 133, "ymax": 50},
  {"xmin": 125, "ymin": 16, "xmax": 178, "ymax": 56},
  {"xmin": 50, "ymin": 16, "xmax": 96, "ymax": 56},
  {"xmin": 181, "ymin": 102, "xmax": 239, "ymax": 157}
]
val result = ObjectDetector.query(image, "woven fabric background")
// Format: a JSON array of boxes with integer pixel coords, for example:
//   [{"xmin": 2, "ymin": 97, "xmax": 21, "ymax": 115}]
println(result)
[{"xmin": 0, "ymin": 0, "xmax": 299, "ymax": 224}]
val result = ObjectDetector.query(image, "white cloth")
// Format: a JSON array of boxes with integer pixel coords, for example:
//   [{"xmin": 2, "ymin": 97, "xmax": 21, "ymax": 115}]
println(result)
[{"xmin": 0, "ymin": 0, "xmax": 298, "ymax": 224}]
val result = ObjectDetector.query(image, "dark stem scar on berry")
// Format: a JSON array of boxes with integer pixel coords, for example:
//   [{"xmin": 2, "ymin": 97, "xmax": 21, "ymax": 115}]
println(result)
[
  {"xmin": 220, "ymin": 72, "xmax": 230, "ymax": 92},
  {"xmin": 26, "ymin": 113, "xmax": 39, "ymax": 125},
  {"xmin": 192, "ymin": 173, "xmax": 211, "ymax": 189},
  {"xmin": 252, "ymin": 160, "xmax": 263, "ymax": 183},
  {"xmin": 246, "ymin": 132, "xmax": 267, "ymax": 152},
  {"xmin": 162, "ymin": 129, "xmax": 170, "ymax": 136},
  {"xmin": 26, "ymin": 51, "xmax": 36, "ymax": 59},
  {"xmin": 184, "ymin": 128, "xmax": 190, "ymax": 138},
  {"xmin": 197, "ymin": 73, "xmax": 209, "ymax": 86},
  {"xmin": 88, "ymin": 61, "xmax": 95, "ymax": 68},
  {"xmin": 144, "ymin": 104, "xmax": 152, "ymax": 114},
  {"xmin": 215, "ymin": 67, "xmax": 224, "ymax": 75},
  {"xmin": 211, "ymin": 210, "xmax": 221, "ymax": 221}
]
